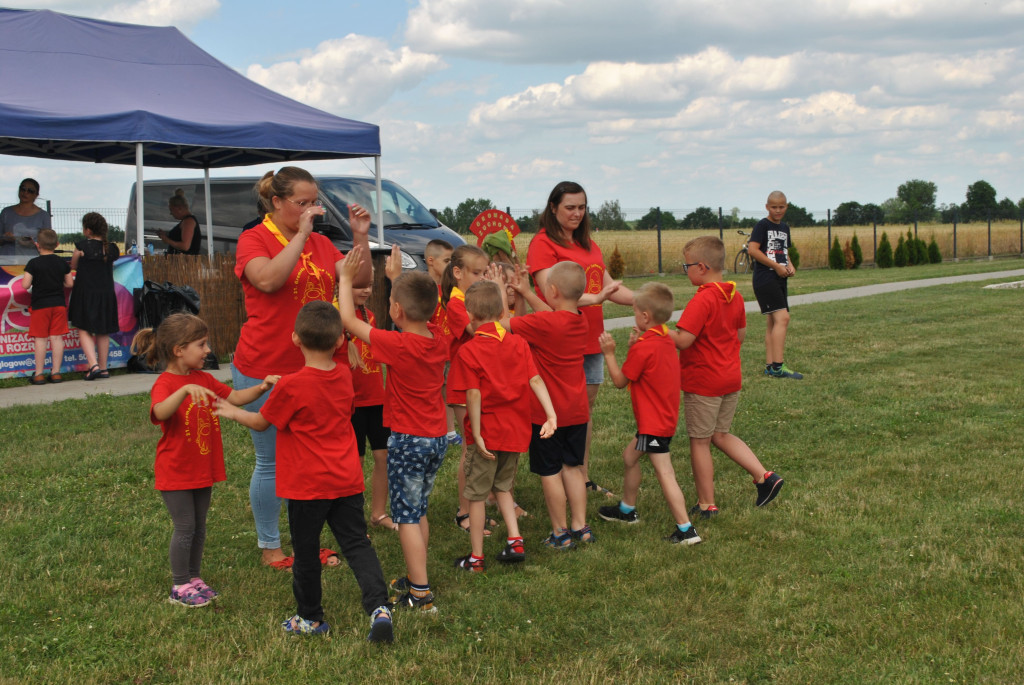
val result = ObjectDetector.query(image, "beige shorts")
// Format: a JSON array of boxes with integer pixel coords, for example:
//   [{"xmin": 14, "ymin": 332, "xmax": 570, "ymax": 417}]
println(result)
[
  {"xmin": 683, "ymin": 391, "xmax": 740, "ymax": 439},
  {"xmin": 463, "ymin": 444, "xmax": 519, "ymax": 500}
]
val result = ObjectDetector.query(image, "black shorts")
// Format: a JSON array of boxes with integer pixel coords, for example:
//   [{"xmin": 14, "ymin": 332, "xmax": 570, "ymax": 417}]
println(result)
[
  {"xmin": 753, "ymin": 274, "xmax": 789, "ymax": 315},
  {"xmin": 529, "ymin": 423, "xmax": 587, "ymax": 477},
  {"xmin": 635, "ymin": 433, "xmax": 672, "ymax": 454},
  {"xmin": 351, "ymin": 405, "xmax": 390, "ymax": 454}
]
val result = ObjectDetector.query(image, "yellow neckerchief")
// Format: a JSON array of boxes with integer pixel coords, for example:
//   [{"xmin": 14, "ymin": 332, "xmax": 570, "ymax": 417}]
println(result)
[
  {"xmin": 640, "ymin": 323, "xmax": 670, "ymax": 340},
  {"xmin": 474, "ymin": 321, "xmax": 506, "ymax": 342},
  {"xmin": 261, "ymin": 214, "xmax": 293, "ymax": 248},
  {"xmin": 450, "ymin": 286, "xmax": 465, "ymax": 302},
  {"xmin": 697, "ymin": 281, "xmax": 737, "ymax": 303}
]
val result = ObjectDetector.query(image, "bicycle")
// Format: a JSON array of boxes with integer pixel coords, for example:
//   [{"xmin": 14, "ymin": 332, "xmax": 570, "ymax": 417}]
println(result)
[{"xmin": 734, "ymin": 230, "xmax": 751, "ymax": 274}]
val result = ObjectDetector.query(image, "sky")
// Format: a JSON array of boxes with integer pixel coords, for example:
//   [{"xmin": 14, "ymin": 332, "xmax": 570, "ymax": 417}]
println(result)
[{"xmin": 3, "ymin": 0, "xmax": 1024, "ymax": 220}]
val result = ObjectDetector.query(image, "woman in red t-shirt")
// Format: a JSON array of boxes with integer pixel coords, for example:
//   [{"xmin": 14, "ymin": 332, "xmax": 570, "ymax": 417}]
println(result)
[
  {"xmin": 526, "ymin": 181, "xmax": 635, "ymax": 498},
  {"xmin": 231, "ymin": 166, "xmax": 372, "ymax": 569}
]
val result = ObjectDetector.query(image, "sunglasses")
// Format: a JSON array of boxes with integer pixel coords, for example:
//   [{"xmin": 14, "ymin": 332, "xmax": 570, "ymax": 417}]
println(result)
[{"xmin": 19, "ymin": 186, "xmax": 38, "ymax": 194}]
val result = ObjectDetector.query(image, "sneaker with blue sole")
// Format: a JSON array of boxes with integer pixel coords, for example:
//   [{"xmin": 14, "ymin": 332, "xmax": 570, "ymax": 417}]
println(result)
[
  {"xmin": 768, "ymin": 364, "xmax": 803, "ymax": 379},
  {"xmin": 282, "ymin": 615, "xmax": 330, "ymax": 636}
]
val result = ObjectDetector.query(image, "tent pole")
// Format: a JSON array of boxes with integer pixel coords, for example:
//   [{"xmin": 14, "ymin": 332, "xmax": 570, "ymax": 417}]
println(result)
[
  {"xmin": 135, "ymin": 143, "xmax": 144, "ymax": 252},
  {"xmin": 374, "ymin": 156, "xmax": 384, "ymax": 248},
  {"xmin": 204, "ymin": 168, "xmax": 213, "ymax": 257}
]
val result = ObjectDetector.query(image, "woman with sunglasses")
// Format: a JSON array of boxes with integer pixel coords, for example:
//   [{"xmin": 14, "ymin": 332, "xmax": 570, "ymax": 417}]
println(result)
[
  {"xmin": 231, "ymin": 166, "xmax": 372, "ymax": 570},
  {"xmin": 0, "ymin": 178, "xmax": 51, "ymax": 257}
]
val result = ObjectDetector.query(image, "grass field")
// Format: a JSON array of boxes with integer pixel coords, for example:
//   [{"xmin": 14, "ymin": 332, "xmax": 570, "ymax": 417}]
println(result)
[
  {"xmin": 550, "ymin": 221, "xmax": 1024, "ymax": 276},
  {"xmin": 2, "ymin": 268, "xmax": 1023, "ymax": 683}
]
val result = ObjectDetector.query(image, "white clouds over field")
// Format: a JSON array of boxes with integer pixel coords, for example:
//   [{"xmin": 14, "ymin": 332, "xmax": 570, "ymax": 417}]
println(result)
[{"xmin": 4, "ymin": 0, "xmax": 1024, "ymax": 213}]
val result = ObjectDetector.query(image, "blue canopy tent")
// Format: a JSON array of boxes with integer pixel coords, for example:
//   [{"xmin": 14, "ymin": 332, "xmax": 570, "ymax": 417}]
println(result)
[{"xmin": 0, "ymin": 8, "xmax": 385, "ymax": 254}]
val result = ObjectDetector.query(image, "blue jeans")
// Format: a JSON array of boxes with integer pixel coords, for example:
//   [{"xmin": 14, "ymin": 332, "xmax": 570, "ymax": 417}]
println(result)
[{"xmin": 232, "ymin": 364, "xmax": 283, "ymax": 550}]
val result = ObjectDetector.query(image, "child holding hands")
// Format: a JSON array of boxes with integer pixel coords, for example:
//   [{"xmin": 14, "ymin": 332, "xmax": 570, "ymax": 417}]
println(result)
[
  {"xmin": 136, "ymin": 313, "xmax": 278, "ymax": 607},
  {"xmin": 448, "ymin": 280, "xmax": 557, "ymax": 571},
  {"xmin": 214, "ymin": 301, "xmax": 393, "ymax": 641},
  {"xmin": 674, "ymin": 236, "xmax": 784, "ymax": 518},
  {"xmin": 597, "ymin": 283, "xmax": 700, "ymax": 545}
]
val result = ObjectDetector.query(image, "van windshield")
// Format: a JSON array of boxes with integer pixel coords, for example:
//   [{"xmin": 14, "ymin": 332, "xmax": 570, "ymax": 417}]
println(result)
[{"xmin": 318, "ymin": 178, "xmax": 441, "ymax": 229}]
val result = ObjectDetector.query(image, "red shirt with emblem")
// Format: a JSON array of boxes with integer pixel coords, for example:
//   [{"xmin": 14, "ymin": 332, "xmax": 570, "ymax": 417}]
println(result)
[
  {"xmin": 621, "ymin": 324, "xmax": 681, "ymax": 436},
  {"xmin": 448, "ymin": 322, "xmax": 539, "ymax": 452},
  {"xmin": 677, "ymin": 281, "xmax": 746, "ymax": 396},
  {"xmin": 369, "ymin": 325, "xmax": 448, "ymax": 437},
  {"xmin": 509, "ymin": 309, "xmax": 590, "ymax": 426},
  {"xmin": 526, "ymin": 229, "xmax": 607, "ymax": 354},
  {"xmin": 233, "ymin": 218, "xmax": 343, "ymax": 377},
  {"xmin": 338, "ymin": 306, "xmax": 385, "ymax": 407},
  {"xmin": 442, "ymin": 287, "xmax": 471, "ymax": 404},
  {"xmin": 150, "ymin": 370, "xmax": 232, "ymax": 491},
  {"xmin": 429, "ymin": 282, "xmax": 445, "ymax": 327},
  {"xmin": 259, "ymin": 364, "xmax": 363, "ymax": 500}
]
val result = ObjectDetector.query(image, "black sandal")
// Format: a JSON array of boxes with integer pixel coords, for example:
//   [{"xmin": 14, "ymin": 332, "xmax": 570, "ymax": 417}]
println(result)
[
  {"xmin": 83, "ymin": 365, "xmax": 101, "ymax": 381},
  {"xmin": 455, "ymin": 511, "xmax": 493, "ymax": 536}
]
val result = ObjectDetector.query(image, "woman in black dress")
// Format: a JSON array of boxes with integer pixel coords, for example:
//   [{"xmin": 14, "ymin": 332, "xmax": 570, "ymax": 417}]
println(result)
[
  {"xmin": 157, "ymin": 189, "xmax": 202, "ymax": 255},
  {"xmin": 69, "ymin": 212, "xmax": 120, "ymax": 380}
]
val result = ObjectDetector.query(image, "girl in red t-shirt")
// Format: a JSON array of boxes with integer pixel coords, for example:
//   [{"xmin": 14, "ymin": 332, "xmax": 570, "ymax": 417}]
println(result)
[
  {"xmin": 137, "ymin": 314, "xmax": 278, "ymax": 607},
  {"xmin": 342, "ymin": 281, "xmax": 396, "ymax": 532},
  {"xmin": 441, "ymin": 245, "xmax": 498, "ymax": 534}
]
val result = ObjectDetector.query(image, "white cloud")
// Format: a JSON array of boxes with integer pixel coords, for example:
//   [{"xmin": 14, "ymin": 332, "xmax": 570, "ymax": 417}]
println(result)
[{"xmin": 246, "ymin": 35, "xmax": 446, "ymax": 118}]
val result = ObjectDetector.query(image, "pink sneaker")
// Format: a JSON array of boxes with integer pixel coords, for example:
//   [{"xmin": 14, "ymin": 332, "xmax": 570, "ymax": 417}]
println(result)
[
  {"xmin": 190, "ymin": 578, "xmax": 219, "ymax": 601},
  {"xmin": 168, "ymin": 582, "xmax": 211, "ymax": 608}
]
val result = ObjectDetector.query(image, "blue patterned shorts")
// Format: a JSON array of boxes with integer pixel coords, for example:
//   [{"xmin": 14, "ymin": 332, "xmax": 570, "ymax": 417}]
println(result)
[{"xmin": 387, "ymin": 432, "xmax": 448, "ymax": 524}]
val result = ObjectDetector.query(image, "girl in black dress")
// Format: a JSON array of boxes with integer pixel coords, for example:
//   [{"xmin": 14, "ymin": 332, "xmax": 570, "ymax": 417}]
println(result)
[{"xmin": 69, "ymin": 212, "xmax": 120, "ymax": 380}]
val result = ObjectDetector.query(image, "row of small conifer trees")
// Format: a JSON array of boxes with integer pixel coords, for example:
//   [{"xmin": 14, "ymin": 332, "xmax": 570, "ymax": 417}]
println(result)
[{"xmin": 829, "ymin": 229, "xmax": 942, "ymax": 269}]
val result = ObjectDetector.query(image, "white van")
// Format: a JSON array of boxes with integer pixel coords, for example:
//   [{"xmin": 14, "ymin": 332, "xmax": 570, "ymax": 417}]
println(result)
[{"xmin": 125, "ymin": 176, "xmax": 464, "ymax": 269}]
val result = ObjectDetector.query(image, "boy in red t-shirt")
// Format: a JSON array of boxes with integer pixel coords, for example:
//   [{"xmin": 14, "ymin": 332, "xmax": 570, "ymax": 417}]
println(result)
[
  {"xmin": 424, "ymin": 239, "xmax": 460, "ymax": 444},
  {"xmin": 672, "ymin": 236, "xmax": 784, "ymax": 519},
  {"xmin": 448, "ymin": 281, "xmax": 558, "ymax": 572},
  {"xmin": 214, "ymin": 301, "xmax": 393, "ymax": 642},
  {"xmin": 507, "ymin": 261, "xmax": 594, "ymax": 549},
  {"xmin": 339, "ymin": 245, "xmax": 449, "ymax": 614},
  {"xmin": 596, "ymin": 283, "xmax": 700, "ymax": 545}
]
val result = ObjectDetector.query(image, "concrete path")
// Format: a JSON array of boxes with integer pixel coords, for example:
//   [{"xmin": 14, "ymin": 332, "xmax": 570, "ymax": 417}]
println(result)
[{"xmin": 3, "ymin": 268, "xmax": 1022, "ymax": 409}]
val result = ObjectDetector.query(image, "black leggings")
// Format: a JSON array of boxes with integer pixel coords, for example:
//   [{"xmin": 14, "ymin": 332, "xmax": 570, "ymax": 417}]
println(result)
[{"xmin": 160, "ymin": 487, "xmax": 212, "ymax": 585}]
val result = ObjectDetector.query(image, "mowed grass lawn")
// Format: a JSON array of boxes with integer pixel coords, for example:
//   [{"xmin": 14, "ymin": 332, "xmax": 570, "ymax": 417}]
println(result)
[{"xmin": 2, "ymin": 270, "xmax": 1023, "ymax": 683}]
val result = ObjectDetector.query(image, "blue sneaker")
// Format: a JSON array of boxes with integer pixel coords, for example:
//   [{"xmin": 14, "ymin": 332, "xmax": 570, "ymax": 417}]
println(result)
[
  {"xmin": 281, "ymin": 615, "xmax": 329, "ymax": 635},
  {"xmin": 768, "ymin": 364, "xmax": 803, "ymax": 379},
  {"xmin": 367, "ymin": 605, "xmax": 394, "ymax": 643},
  {"xmin": 446, "ymin": 431, "xmax": 463, "ymax": 446}
]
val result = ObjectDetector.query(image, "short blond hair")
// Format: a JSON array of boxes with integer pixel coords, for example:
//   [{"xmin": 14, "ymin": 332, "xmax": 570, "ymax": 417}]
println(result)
[
  {"xmin": 767, "ymin": 190, "xmax": 787, "ymax": 204},
  {"xmin": 464, "ymin": 280, "xmax": 503, "ymax": 322},
  {"xmin": 547, "ymin": 261, "xmax": 586, "ymax": 301},
  {"xmin": 36, "ymin": 228, "xmax": 59, "ymax": 250},
  {"xmin": 634, "ymin": 282, "xmax": 674, "ymax": 324},
  {"xmin": 683, "ymin": 236, "xmax": 725, "ymax": 272}
]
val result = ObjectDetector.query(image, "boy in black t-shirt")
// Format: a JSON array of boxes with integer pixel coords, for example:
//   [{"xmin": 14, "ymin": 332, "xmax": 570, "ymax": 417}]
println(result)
[
  {"xmin": 747, "ymin": 191, "xmax": 803, "ymax": 380},
  {"xmin": 22, "ymin": 229, "xmax": 73, "ymax": 384}
]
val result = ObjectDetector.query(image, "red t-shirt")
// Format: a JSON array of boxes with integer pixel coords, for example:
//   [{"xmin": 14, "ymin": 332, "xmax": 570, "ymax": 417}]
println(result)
[
  {"xmin": 509, "ymin": 309, "xmax": 590, "ymax": 426},
  {"xmin": 621, "ymin": 324, "xmax": 681, "ymax": 436},
  {"xmin": 339, "ymin": 306, "xmax": 385, "ymax": 407},
  {"xmin": 526, "ymin": 229, "xmax": 607, "ymax": 354},
  {"xmin": 259, "ymin": 364, "xmax": 363, "ymax": 500},
  {"xmin": 150, "ymin": 370, "xmax": 232, "ymax": 491},
  {"xmin": 448, "ymin": 322, "xmax": 538, "ymax": 452},
  {"xmin": 442, "ymin": 287, "xmax": 471, "ymax": 404},
  {"xmin": 429, "ymin": 282, "xmax": 445, "ymax": 327},
  {"xmin": 369, "ymin": 325, "xmax": 448, "ymax": 437},
  {"xmin": 677, "ymin": 282, "xmax": 746, "ymax": 396},
  {"xmin": 233, "ymin": 219, "xmax": 343, "ymax": 377}
]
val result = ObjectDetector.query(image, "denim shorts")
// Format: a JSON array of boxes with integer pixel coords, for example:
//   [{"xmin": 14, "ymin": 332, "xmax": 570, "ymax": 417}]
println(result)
[
  {"xmin": 583, "ymin": 352, "xmax": 604, "ymax": 385},
  {"xmin": 387, "ymin": 432, "xmax": 448, "ymax": 524}
]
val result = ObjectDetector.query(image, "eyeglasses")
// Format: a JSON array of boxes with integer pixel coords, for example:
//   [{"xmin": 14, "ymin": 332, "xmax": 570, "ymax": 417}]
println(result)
[
  {"xmin": 682, "ymin": 261, "xmax": 704, "ymax": 274},
  {"xmin": 284, "ymin": 197, "xmax": 322, "ymax": 209},
  {"xmin": 19, "ymin": 186, "xmax": 38, "ymax": 194}
]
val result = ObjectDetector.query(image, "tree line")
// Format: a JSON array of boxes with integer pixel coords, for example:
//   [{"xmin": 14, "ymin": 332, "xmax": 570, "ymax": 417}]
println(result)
[{"xmin": 436, "ymin": 179, "xmax": 1023, "ymax": 235}]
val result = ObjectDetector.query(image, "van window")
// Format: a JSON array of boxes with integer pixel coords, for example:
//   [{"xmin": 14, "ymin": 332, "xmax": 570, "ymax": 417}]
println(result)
[{"xmin": 318, "ymin": 179, "xmax": 440, "ymax": 229}]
